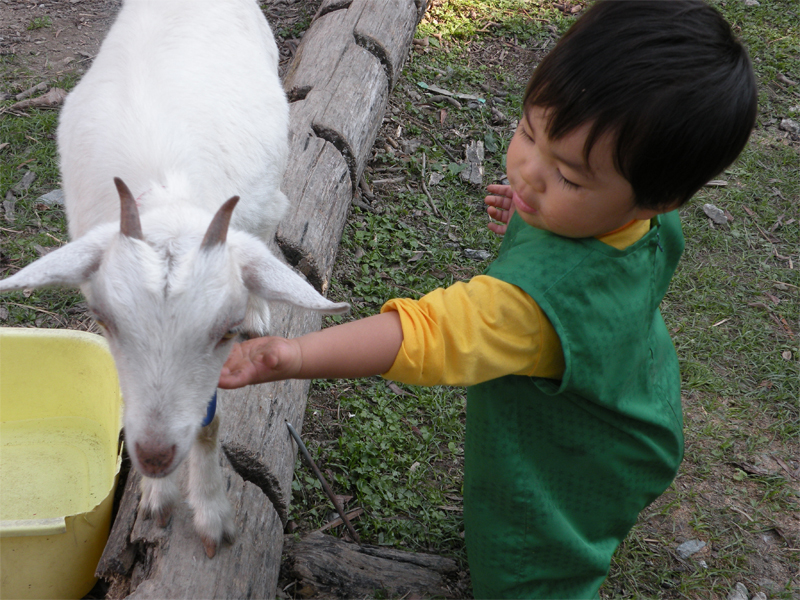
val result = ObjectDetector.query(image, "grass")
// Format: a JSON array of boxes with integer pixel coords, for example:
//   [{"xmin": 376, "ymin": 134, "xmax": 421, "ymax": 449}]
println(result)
[
  {"xmin": 26, "ymin": 16, "xmax": 53, "ymax": 31},
  {"xmin": 1, "ymin": 0, "xmax": 797, "ymax": 597},
  {"xmin": 1, "ymin": 68, "xmax": 85, "ymax": 329}
]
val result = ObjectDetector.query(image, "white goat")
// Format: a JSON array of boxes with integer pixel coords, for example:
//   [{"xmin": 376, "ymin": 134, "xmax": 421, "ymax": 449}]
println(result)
[{"xmin": 0, "ymin": 0, "xmax": 348, "ymax": 558}]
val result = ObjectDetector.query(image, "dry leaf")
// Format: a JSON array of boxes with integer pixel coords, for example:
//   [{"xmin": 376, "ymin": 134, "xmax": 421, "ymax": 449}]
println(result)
[
  {"xmin": 781, "ymin": 350, "xmax": 792, "ymax": 360},
  {"xmin": 388, "ymin": 382, "xmax": 411, "ymax": 396}
]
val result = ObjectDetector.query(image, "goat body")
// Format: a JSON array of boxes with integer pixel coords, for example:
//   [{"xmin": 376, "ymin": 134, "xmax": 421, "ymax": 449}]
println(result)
[{"xmin": 0, "ymin": 0, "xmax": 348, "ymax": 558}]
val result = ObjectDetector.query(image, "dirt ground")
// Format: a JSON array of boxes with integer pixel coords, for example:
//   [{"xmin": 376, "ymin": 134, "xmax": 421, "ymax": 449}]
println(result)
[{"xmin": 0, "ymin": 0, "xmax": 316, "ymax": 86}]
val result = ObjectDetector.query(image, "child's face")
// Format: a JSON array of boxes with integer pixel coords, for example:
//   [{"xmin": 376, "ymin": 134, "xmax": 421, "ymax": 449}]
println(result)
[{"xmin": 506, "ymin": 106, "xmax": 659, "ymax": 238}]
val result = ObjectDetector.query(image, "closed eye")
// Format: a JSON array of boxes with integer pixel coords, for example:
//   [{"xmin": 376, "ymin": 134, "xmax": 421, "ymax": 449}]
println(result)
[{"xmin": 558, "ymin": 172, "xmax": 580, "ymax": 190}]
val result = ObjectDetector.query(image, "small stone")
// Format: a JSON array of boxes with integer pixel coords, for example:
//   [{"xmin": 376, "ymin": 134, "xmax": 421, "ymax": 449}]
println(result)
[
  {"xmin": 401, "ymin": 138, "xmax": 422, "ymax": 154},
  {"xmin": 3, "ymin": 194, "xmax": 16, "ymax": 223},
  {"xmin": 428, "ymin": 172, "xmax": 444, "ymax": 186},
  {"xmin": 464, "ymin": 249, "xmax": 492, "ymax": 261},
  {"xmin": 751, "ymin": 593, "xmax": 767, "ymax": 600},
  {"xmin": 676, "ymin": 539, "xmax": 706, "ymax": 559},
  {"xmin": 726, "ymin": 582, "xmax": 749, "ymax": 600},
  {"xmin": 13, "ymin": 170, "xmax": 36, "ymax": 194},
  {"xmin": 744, "ymin": 0, "xmax": 759, "ymax": 5},
  {"xmin": 703, "ymin": 203, "xmax": 728, "ymax": 225},
  {"xmin": 460, "ymin": 140, "xmax": 485, "ymax": 186},
  {"xmin": 778, "ymin": 118, "xmax": 800, "ymax": 135},
  {"xmin": 37, "ymin": 188, "xmax": 64, "ymax": 206}
]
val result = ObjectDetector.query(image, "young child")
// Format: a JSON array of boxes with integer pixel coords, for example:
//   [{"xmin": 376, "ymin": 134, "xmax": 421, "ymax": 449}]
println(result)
[{"xmin": 219, "ymin": 1, "xmax": 757, "ymax": 597}]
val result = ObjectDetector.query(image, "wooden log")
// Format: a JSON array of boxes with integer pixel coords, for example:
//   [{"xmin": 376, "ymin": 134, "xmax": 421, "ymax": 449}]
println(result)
[
  {"xmin": 283, "ymin": 531, "xmax": 462, "ymax": 598},
  {"xmin": 277, "ymin": 133, "xmax": 351, "ymax": 294},
  {"xmin": 279, "ymin": 0, "xmax": 424, "ymax": 287},
  {"xmin": 96, "ymin": 1, "xmax": 426, "ymax": 597}
]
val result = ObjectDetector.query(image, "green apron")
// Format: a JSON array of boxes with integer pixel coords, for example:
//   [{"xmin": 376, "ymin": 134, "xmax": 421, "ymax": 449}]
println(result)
[{"xmin": 465, "ymin": 211, "xmax": 685, "ymax": 599}]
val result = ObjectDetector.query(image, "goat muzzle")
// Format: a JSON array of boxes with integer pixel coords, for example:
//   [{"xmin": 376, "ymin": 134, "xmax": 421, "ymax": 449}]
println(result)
[{"xmin": 135, "ymin": 441, "xmax": 177, "ymax": 477}]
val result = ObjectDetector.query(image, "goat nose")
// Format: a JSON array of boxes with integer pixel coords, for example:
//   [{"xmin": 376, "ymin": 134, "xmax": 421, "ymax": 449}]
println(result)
[{"xmin": 135, "ymin": 442, "xmax": 176, "ymax": 475}]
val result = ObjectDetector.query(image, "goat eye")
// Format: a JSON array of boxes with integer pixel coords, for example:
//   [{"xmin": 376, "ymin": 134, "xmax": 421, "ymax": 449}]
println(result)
[{"xmin": 220, "ymin": 330, "xmax": 238, "ymax": 342}]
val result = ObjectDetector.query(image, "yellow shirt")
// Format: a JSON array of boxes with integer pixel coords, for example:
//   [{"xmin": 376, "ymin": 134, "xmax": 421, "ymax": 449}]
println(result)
[{"xmin": 381, "ymin": 219, "xmax": 651, "ymax": 386}]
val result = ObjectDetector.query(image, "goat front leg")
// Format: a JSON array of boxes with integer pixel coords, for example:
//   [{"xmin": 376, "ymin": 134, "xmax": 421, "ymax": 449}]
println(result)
[
  {"xmin": 139, "ymin": 470, "xmax": 181, "ymax": 528},
  {"xmin": 187, "ymin": 413, "xmax": 235, "ymax": 558}
]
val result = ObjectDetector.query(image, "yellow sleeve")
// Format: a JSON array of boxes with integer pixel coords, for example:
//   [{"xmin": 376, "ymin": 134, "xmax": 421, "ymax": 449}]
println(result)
[{"xmin": 380, "ymin": 275, "xmax": 565, "ymax": 386}]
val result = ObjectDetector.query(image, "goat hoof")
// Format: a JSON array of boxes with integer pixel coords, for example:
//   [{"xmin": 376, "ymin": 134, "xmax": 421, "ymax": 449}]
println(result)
[{"xmin": 202, "ymin": 536, "xmax": 217, "ymax": 559}]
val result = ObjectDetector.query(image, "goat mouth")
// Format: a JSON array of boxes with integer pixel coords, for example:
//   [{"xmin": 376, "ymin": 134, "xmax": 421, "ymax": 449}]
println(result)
[{"xmin": 137, "ymin": 465, "xmax": 178, "ymax": 479}]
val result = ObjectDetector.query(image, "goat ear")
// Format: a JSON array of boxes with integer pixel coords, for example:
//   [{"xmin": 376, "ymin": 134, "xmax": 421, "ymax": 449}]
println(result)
[
  {"xmin": 114, "ymin": 177, "xmax": 143, "ymax": 240},
  {"xmin": 239, "ymin": 244, "xmax": 349, "ymax": 314},
  {"xmin": 201, "ymin": 196, "xmax": 240, "ymax": 249},
  {"xmin": 0, "ymin": 227, "xmax": 113, "ymax": 292}
]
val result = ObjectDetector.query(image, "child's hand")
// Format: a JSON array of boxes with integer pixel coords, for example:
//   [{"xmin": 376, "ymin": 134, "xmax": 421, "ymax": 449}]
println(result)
[
  {"xmin": 218, "ymin": 337, "xmax": 302, "ymax": 389},
  {"xmin": 485, "ymin": 184, "xmax": 516, "ymax": 235}
]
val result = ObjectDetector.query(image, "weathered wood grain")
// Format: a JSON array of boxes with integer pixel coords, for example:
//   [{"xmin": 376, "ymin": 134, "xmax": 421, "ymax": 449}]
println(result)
[
  {"xmin": 286, "ymin": 25, "xmax": 388, "ymax": 185},
  {"xmin": 284, "ymin": 531, "xmax": 460, "ymax": 598},
  {"xmin": 277, "ymin": 132, "xmax": 351, "ymax": 294}
]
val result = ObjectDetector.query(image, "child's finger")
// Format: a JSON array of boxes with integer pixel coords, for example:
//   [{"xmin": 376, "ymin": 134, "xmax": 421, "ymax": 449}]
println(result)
[
  {"xmin": 218, "ymin": 339, "xmax": 278, "ymax": 388},
  {"xmin": 218, "ymin": 364, "xmax": 254, "ymax": 389},
  {"xmin": 487, "ymin": 221, "xmax": 508, "ymax": 235},
  {"xmin": 486, "ymin": 205, "xmax": 509, "ymax": 223},
  {"xmin": 484, "ymin": 194, "xmax": 513, "ymax": 211},
  {"xmin": 486, "ymin": 183, "xmax": 512, "ymax": 197}
]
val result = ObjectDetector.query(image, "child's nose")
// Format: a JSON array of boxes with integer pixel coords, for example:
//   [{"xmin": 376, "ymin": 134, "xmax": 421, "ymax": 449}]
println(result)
[{"xmin": 523, "ymin": 154, "xmax": 547, "ymax": 193}]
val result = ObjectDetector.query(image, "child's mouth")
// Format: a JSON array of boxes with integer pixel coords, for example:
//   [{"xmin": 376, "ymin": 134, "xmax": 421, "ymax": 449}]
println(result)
[{"xmin": 512, "ymin": 191, "xmax": 538, "ymax": 215}]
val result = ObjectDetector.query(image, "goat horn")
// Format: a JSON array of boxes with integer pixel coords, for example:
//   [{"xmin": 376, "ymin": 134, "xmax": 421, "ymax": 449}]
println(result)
[
  {"xmin": 201, "ymin": 196, "xmax": 240, "ymax": 249},
  {"xmin": 114, "ymin": 177, "xmax": 144, "ymax": 240}
]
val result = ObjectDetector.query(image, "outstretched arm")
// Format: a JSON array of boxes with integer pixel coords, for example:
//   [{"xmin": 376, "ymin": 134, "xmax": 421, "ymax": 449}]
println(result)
[
  {"xmin": 485, "ymin": 184, "xmax": 515, "ymax": 235},
  {"xmin": 218, "ymin": 311, "xmax": 404, "ymax": 388}
]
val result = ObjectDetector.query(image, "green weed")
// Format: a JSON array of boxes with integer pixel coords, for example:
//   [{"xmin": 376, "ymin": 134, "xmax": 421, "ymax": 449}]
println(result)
[{"xmin": 26, "ymin": 16, "xmax": 52, "ymax": 31}]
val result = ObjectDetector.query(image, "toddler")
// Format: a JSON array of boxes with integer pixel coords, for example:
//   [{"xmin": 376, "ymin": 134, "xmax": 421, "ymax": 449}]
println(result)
[{"xmin": 219, "ymin": 1, "xmax": 757, "ymax": 597}]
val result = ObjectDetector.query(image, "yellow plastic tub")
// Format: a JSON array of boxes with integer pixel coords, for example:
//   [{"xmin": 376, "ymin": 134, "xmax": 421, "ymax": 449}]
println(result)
[{"xmin": 0, "ymin": 328, "xmax": 123, "ymax": 600}]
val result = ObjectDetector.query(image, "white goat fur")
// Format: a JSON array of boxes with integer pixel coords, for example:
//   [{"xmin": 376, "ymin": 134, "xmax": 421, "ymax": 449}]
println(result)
[{"xmin": 0, "ymin": 0, "xmax": 348, "ymax": 558}]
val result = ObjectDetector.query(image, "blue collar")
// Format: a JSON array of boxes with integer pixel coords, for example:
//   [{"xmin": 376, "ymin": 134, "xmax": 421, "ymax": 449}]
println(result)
[{"xmin": 201, "ymin": 391, "xmax": 217, "ymax": 427}]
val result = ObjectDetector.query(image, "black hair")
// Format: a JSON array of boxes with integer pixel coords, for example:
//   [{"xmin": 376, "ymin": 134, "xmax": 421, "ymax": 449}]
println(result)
[{"xmin": 524, "ymin": 0, "xmax": 757, "ymax": 209}]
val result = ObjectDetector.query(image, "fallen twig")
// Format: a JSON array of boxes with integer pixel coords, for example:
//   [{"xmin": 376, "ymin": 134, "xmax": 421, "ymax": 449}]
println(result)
[
  {"xmin": 286, "ymin": 420, "xmax": 361, "ymax": 544},
  {"xmin": 420, "ymin": 152, "xmax": 441, "ymax": 216},
  {"xmin": 15, "ymin": 82, "xmax": 48, "ymax": 101},
  {"xmin": 313, "ymin": 508, "xmax": 365, "ymax": 535}
]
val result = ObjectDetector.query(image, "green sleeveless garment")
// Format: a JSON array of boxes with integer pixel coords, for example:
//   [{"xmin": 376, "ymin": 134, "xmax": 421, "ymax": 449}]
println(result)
[{"xmin": 465, "ymin": 211, "xmax": 685, "ymax": 599}]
